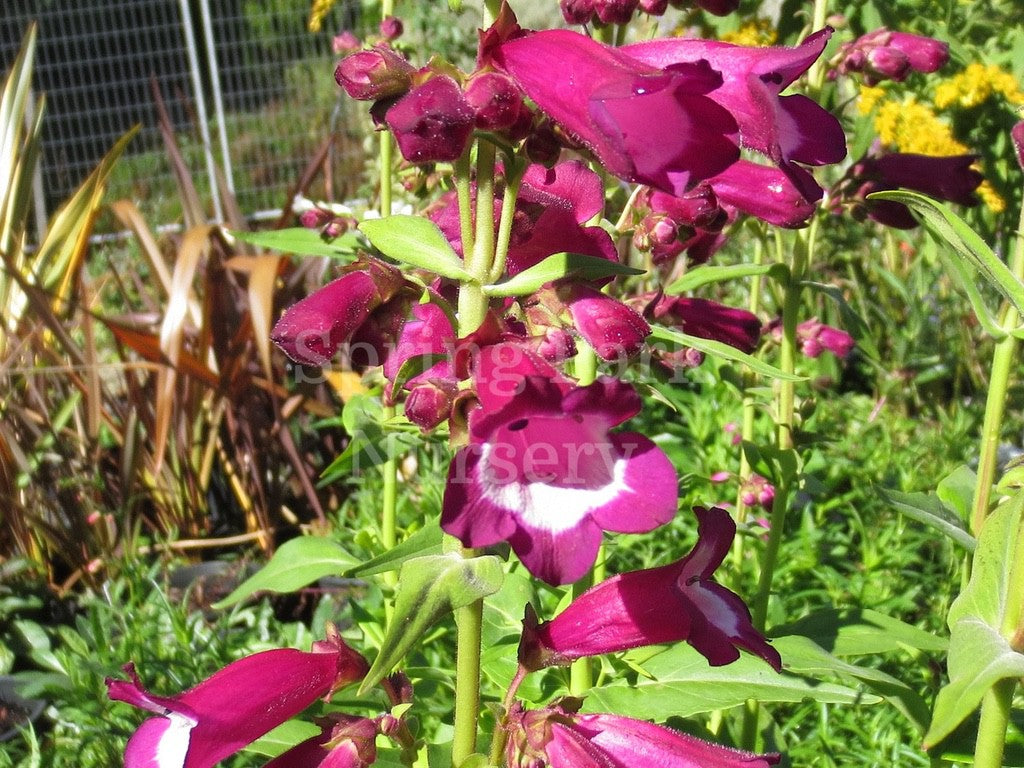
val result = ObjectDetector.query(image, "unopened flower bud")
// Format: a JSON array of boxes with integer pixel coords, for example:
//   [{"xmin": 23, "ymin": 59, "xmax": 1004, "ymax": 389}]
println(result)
[
  {"xmin": 386, "ymin": 76, "xmax": 475, "ymax": 163},
  {"xmin": 887, "ymin": 31, "xmax": 949, "ymax": 74},
  {"xmin": 560, "ymin": 0, "xmax": 595, "ymax": 24},
  {"xmin": 379, "ymin": 15, "xmax": 403, "ymax": 40},
  {"xmin": 1011, "ymin": 122, "xmax": 1024, "ymax": 171},
  {"xmin": 594, "ymin": 0, "xmax": 639, "ymax": 24},
  {"xmin": 299, "ymin": 208, "xmax": 332, "ymax": 229},
  {"xmin": 332, "ymin": 31, "xmax": 361, "ymax": 55},
  {"xmin": 404, "ymin": 381, "xmax": 455, "ymax": 431},
  {"xmin": 465, "ymin": 72, "xmax": 526, "ymax": 131},
  {"xmin": 335, "ymin": 45, "xmax": 414, "ymax": 101},
  {"xmin": 524, "ymin": 122, "xmax": 562, "ymax": 167},
  {"xmin": 639, "ymin": 0, "xmax": 669, "ymax": 14},
  {"xmin": 865, "ymin": 46, "xmax": 910, "ymax": 82}
]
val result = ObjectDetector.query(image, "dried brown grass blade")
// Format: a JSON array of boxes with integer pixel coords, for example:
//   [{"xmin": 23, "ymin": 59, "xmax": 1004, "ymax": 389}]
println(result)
[
  {"xmin": 110, "ymin": 200, "xmax": 173, "ymax": 297},
  {"xmin": 226, "ymin": 253, "xmax": 282, "ymax": 381},
  {"xmin": 150, "ymin": 76, "xmax": 205, "ymax": 228},
  {"xmin": 102, "ymin": 318, "xmax": 219, "ymax": 389}
]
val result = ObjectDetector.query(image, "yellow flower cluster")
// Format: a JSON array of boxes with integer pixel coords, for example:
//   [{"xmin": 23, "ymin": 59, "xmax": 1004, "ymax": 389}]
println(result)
[
  {"xmin": 873, "ymin": 97, "xmax": 969, "ymax": 156},
  {"xmin": 934, "ymin": 62, "xmax": 1024, "ymax": 109},
  {"xmin": 975, "ymin": 179, "xmax": 1006, "ymax": 214},
  {"xmin": 308, "ymin": 0, "xmax": 338, "ymax": 32},
  {"xmin": 856, "ymin": 85, "xmax": 887, "ymax": 116},
  {"xmin": 720, "ymin": 20, "xmax": 778, "ymax": 47}
]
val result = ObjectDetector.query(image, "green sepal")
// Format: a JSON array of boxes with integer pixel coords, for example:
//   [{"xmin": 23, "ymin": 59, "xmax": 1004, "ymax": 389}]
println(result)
[{"xmin": 346, "ymin": 518, "xmax": 445, "ymax": 578}]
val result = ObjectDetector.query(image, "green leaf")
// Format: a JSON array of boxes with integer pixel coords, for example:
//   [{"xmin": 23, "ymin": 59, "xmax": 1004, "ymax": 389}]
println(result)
[
  {"xmin": 771, "ymin": 607, "xmax": 947, "ymax": 657},
  {"xmin": 581, "ymin": 642, "xmax": 879, "ymax": 719},
  {"xmin": 925, "ymin": 491, "xmax": 1024, "ymax": 747},
  {"xmin": 876, "ymin": 485, "xmax": 976, "ymax": 551},
  {"xmin": 320, "ymin": 394, "xmax": 421, "ymax": 481},
  {"xmin": 480, "ymin": 569, "xmax": 547, "ymax": 704},
  {"xmin": 391, "ymin": 352, "xmax": 450, "ymax": 394},
  {"xmin": 775, "ymin": 634, "xmax": 932, "ymax": 732},
  {"xmin": 936, "ymin": 464, "xmax": 977, "ymax": 524},
  {"xmin": 648, "ymin": 325, "xmax": 805, "ymax": 382},
  {"xmin": 230, "ymin": 227, "xmax": 360, "ymax": 259},
  {"xmin": 346, "ymin": 518, "xmax": 445, "ymax": 577},
  {"xmin": 483, "ymin": 252, "xmax": 644, "ymax": 297},
  {"xmin": 212, "ymin": 537, "xmax": 359, "ymax": 609},
  {"xmin": 867, "ymin": 190, "xmax": 1024, "ymax": 315},
  {"xmin": 359, "ymin": 216, "xmax": 471, "ymax": 281},
  {"xmin": 359, "ymin": 554, "xmax": 504, "ymax": 692},
  {"xmin": 937, "ymin": 248, "xmax": 1007, "ymax": 339},
  {"xmin": 665, "ymin": 263, "xmax": 778, "ymax": 294},
  {"xmin": 246, "ymin": 720, "xmax": 320, "ymax": 757}
]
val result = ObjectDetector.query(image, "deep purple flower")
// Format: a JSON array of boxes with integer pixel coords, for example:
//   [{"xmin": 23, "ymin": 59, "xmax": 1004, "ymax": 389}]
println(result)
[
  {"xmin": 494, "ymin": 29, "xmax": 740, "ymax": 195},
  {"xmin": 519, "ymin": 505, "xmax": 781, "ymax": 670},
  {"xmin": 624, "ymin": 29, "xmax": 846, "ymax": 200},
  {"xmin": 442, "ymin": 376, "xmax": 677, "ymax": 585},
  {"xmin": 1013, "ymin": 122, "xmax": 1024, "ymax": 170},
  {"xmin": 594, "ymin": 0, "xmax": 639, "ymax": 24},
  {"xmin": 263, "ymin": 714, "xmax": 379, "ymax": 768},
  {"xmin": 648, "ymin": 295, "xmax": 762, "ymax": 354},
  {"xmin": 106, "ymin": 635, "xmax": 369, "ymax": 768},
  {"xmin": 561, "ymin": 0, "xmax": 596, "ymax": 24},
  {"xmin": 707, "ymin": 159, "xmax": 818, "ymax": 227},
  {"xmin": 385, "ymin": 76, "xmax": 475, "ymax": 163},
  {"xmin": 506, "ymin": 702, "xmax": 780, "ymax": 768},
  {"xmin": 271, "ymin": 259, "xmax": 413, "ymax": 367},
  {"xmin": 334, "ymin": 45, "xmax": 413, "ymax": 101},
  {"xmin": 850, "ymin": 152, "xmax": 982, "ymax": 228},
  {"xmin": 560, "ymin": 283, "xmax": 651, "ymax": 361}
]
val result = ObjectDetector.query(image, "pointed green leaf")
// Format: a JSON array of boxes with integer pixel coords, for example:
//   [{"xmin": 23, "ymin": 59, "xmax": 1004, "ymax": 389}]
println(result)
[
  {"xmin": 937, "ymin": 249, "xmax": 1007, "ymax": 339},
  {"xmin": 876, "ymin": 485, "xmax": 976, "ymax": 551},
  {"xmin": 359, "ymin": 554, "xmax": 504, "ymax": 692},
  {"xmin": 581, "ymin": 641, "xmax": 879, "ymax": 719},
  {"xmin": 231, "ymin": 227, "xmax": 360, "ymax": 259},
  {"xmin": 776, "ymin": 634, "xmax": 932, "ymax": 732},
  {"xmin": 648, "ymin": 325, "xmax": 805, "ymax": 382},
  {"xmin": 936, "ymin": 465, "xmax": 977, "ymax": 524},
  {"xmin": 925, "ymin": 492, "xmax": 1024, "ymax": 747},
  {"xmin": 346, "ymin": 518, "xmax": 445, "ymax": 577},
  {"xmin": 212, "ymin": 537, "xmax": 359, "ymax": 608},
  {"xmin": 320, "ymin": 394, "xmax": 421, "ymax": 481},
  {"xmin": 867, "ymin": 190, "xmax": 1024, "ymax": 315},
  {"xmin": 483, "ymin": 252, "xmax": 644, "ymax": 297},
  {"xmin": 665, "ymin": 263, "xmax": 776, "ymax": 295},
  {"xmin": 359, "ymin": 215, "xmax": 471, "ymax": 281},
  {"xmin": 771, "ymin": 607, "xmax": 947, "ymax": 657}
]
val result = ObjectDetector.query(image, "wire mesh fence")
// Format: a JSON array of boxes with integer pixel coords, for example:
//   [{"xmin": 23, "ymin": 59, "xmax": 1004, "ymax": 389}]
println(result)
[{"xmin": 2, "ymin": 0, "xmax": 365, "ymax": 237}]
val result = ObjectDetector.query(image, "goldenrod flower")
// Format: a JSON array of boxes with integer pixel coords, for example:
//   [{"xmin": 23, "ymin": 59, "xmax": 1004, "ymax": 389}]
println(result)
[
  {"xmin": 308, "ymin": 0, "xmax": 337, "ymax": 32},
  {"xmin": 873, "ymin": 97, "xmax": 968, "ymax": 156},
  {"xmin": 934, "ymin": 62, "xmax": 1024, "ymax": 109},
  {"xmin": 720, "ymin": 20, "xmax": 778, "ymax": 47}
]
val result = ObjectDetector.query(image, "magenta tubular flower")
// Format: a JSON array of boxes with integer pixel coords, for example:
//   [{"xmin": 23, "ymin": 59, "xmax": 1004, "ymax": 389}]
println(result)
[
  {"xmin": 385, "ymin": 76, "xmax": 475, "ymax": 163},
  {"xmin": 106, "ymin": 639, "xmax": 369, "ymax": 768},
  {"xmin": 796, "ymin": 318, "xmax": 854, "ymax": 359},
  {"xmin": 494, "ymin": 29, "xmax": 740, "ymax": 195},
  {"xmin": 888, "ymin": 32, "xmax": 949, "ymax": 73},
  {"xmin": 837, "ymin": 29, "xmax": 948, "ymax": 84},
  {"xmin": 624, "ymin": 29, "xmax": 846, "ymax": 200},
  {"xmin": 558, "ymin": 283, "xmax": 651, "ymax": 361},
  {"xmin": 1013, "ymin": 122, "xmax": 1024, "ymax": 170},
  {"xmin": 442, "ymin": 375, "xmax": 677, "ymax": 585},
  {"xmin": 707, "ymin": 159, "xmax": 818, "ymax": 227},
  {"xmin": 263, "ymin": 714, "xmax": 379, "ymax": 768},
  {"xmin": 649, "ymin": 296, "xmax": 762, "ymax": 354},
  {"xmin": 519, "ymin": 505, "xmax": 781, "ymax": 670},
  {"xmin": 334, "ymin": 45, "xmax": 414, "ymax": 100},
  {"xmin": 507, "ymin": 702, "xmax": 780, "ymax": 768},
  {"xmin": 271, "ymin": 259, "xmax": 411, "ymax": 367},
  {"xmin": 852, "ymin": 152, "xmax": 982, "ymax": 229}
]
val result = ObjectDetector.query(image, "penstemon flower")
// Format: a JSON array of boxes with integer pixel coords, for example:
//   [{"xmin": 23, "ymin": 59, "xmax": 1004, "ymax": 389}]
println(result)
[
  {"xmin": 518, "ymin": 505, "xmax": 781, "ymax": 669},
  {"xmin": 106, "ymin": 632, "xmax": 369, "ymax": 768},
  {"xmin": 505, "ymin": 701, "xmax": 780, "ymax": 768},
  {"xmin": 442, "ymin": 374, "xmax": 678, "ymax": 585}
]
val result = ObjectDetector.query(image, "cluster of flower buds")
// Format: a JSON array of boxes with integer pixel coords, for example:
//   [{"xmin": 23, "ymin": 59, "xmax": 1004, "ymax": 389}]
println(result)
[
  {"xmin": 633, "ymin": 185, "xmax": 727, "ymax": 264},
  {"xmin": 559, "ymin": 0, "xmax": 739, "ymax": 27},
  {"xmin": 834, "ymin": 28, "xmax": 949, "ymax": 84},
  {"xmin": 739, "ymin": 473, "xmax": 776, "ymax": 510},
  {"xmin": 765, "ymin": 317, "xmax": 855, "ymax": 360}
]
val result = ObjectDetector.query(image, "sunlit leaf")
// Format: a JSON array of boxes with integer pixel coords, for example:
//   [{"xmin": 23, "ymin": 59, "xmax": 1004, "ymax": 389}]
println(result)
[
  {"xmin": 648, "ymin": 325, "xmax": 804, "ymax": 382},
  {"xmin": 359, "ymin": 216, "xmax": 471, "ymax": 281},
  {"xmin": 483, "ymin": 252, "xmax": 644, "ymax": 297},
  {"xmin": 231, "ymin": 227, "xmax": 360, "ymax": 259}
]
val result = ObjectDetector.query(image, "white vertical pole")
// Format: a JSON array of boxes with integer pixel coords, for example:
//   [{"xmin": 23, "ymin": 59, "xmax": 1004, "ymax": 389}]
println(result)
[
  {"xmin": 197, "ymin": 0, "xmax": 236, "ymax": 196},
  {"xmin": 177, "ymin": 0, "xmax": 223, "ymax": 222}
]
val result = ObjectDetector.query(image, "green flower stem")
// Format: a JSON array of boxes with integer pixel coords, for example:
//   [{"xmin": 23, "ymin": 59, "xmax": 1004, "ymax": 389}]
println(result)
[
  {"xmin": 452, "ymin": 590, "xmax": 484, "ymax": 766},
  {"xmin": 488, "ymin": 160, "xmax": 524, "ymax": 284},
  {"xmin": 379, "ymin": 132, "xmax": 393, "ymax": 218},
  {"xmin": 569, "ymin": 568, "xmax": 596, "ymax": 696},
  {"xmin": 458, "ymin": 141, "xmax": 497, "ymax": 335},
  {"xmin": 973, "ymin": 678, "xmax": 1017, "ymax": 768},
  {"xmin": 455, "ymin": 149, "xmax": 475, "ymax": 264},
  {"xmin": 734, "ymin": 234, "xmax": 766, "ymax": 531},
  {"xmin": 969, "ymin": 201, "xmax": 1024, "ymax": 536}
]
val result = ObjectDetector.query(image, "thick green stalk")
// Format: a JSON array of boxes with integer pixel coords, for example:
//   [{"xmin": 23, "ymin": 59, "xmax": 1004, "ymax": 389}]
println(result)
[
  {"xmin": 569, "ymin": 569, "xmax": 595, "ymax": 696},
  {"xmin": 734, "ymin": 235, "xmax": 766, "ymax": 530},
  {"xmin": 452, "ymin": 593, "xmax": 484, "ymax": 766},
  {"xmin": 458, "ymin": 142, "xmax": 497, "ymax": 334},
  {"xmin": 973, "ymin": 679, "xmax": 1016, "ymax": 768},
  {"xmin": 969, "ymin": 201, "xmax": 1024, "ymax": 535}
]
